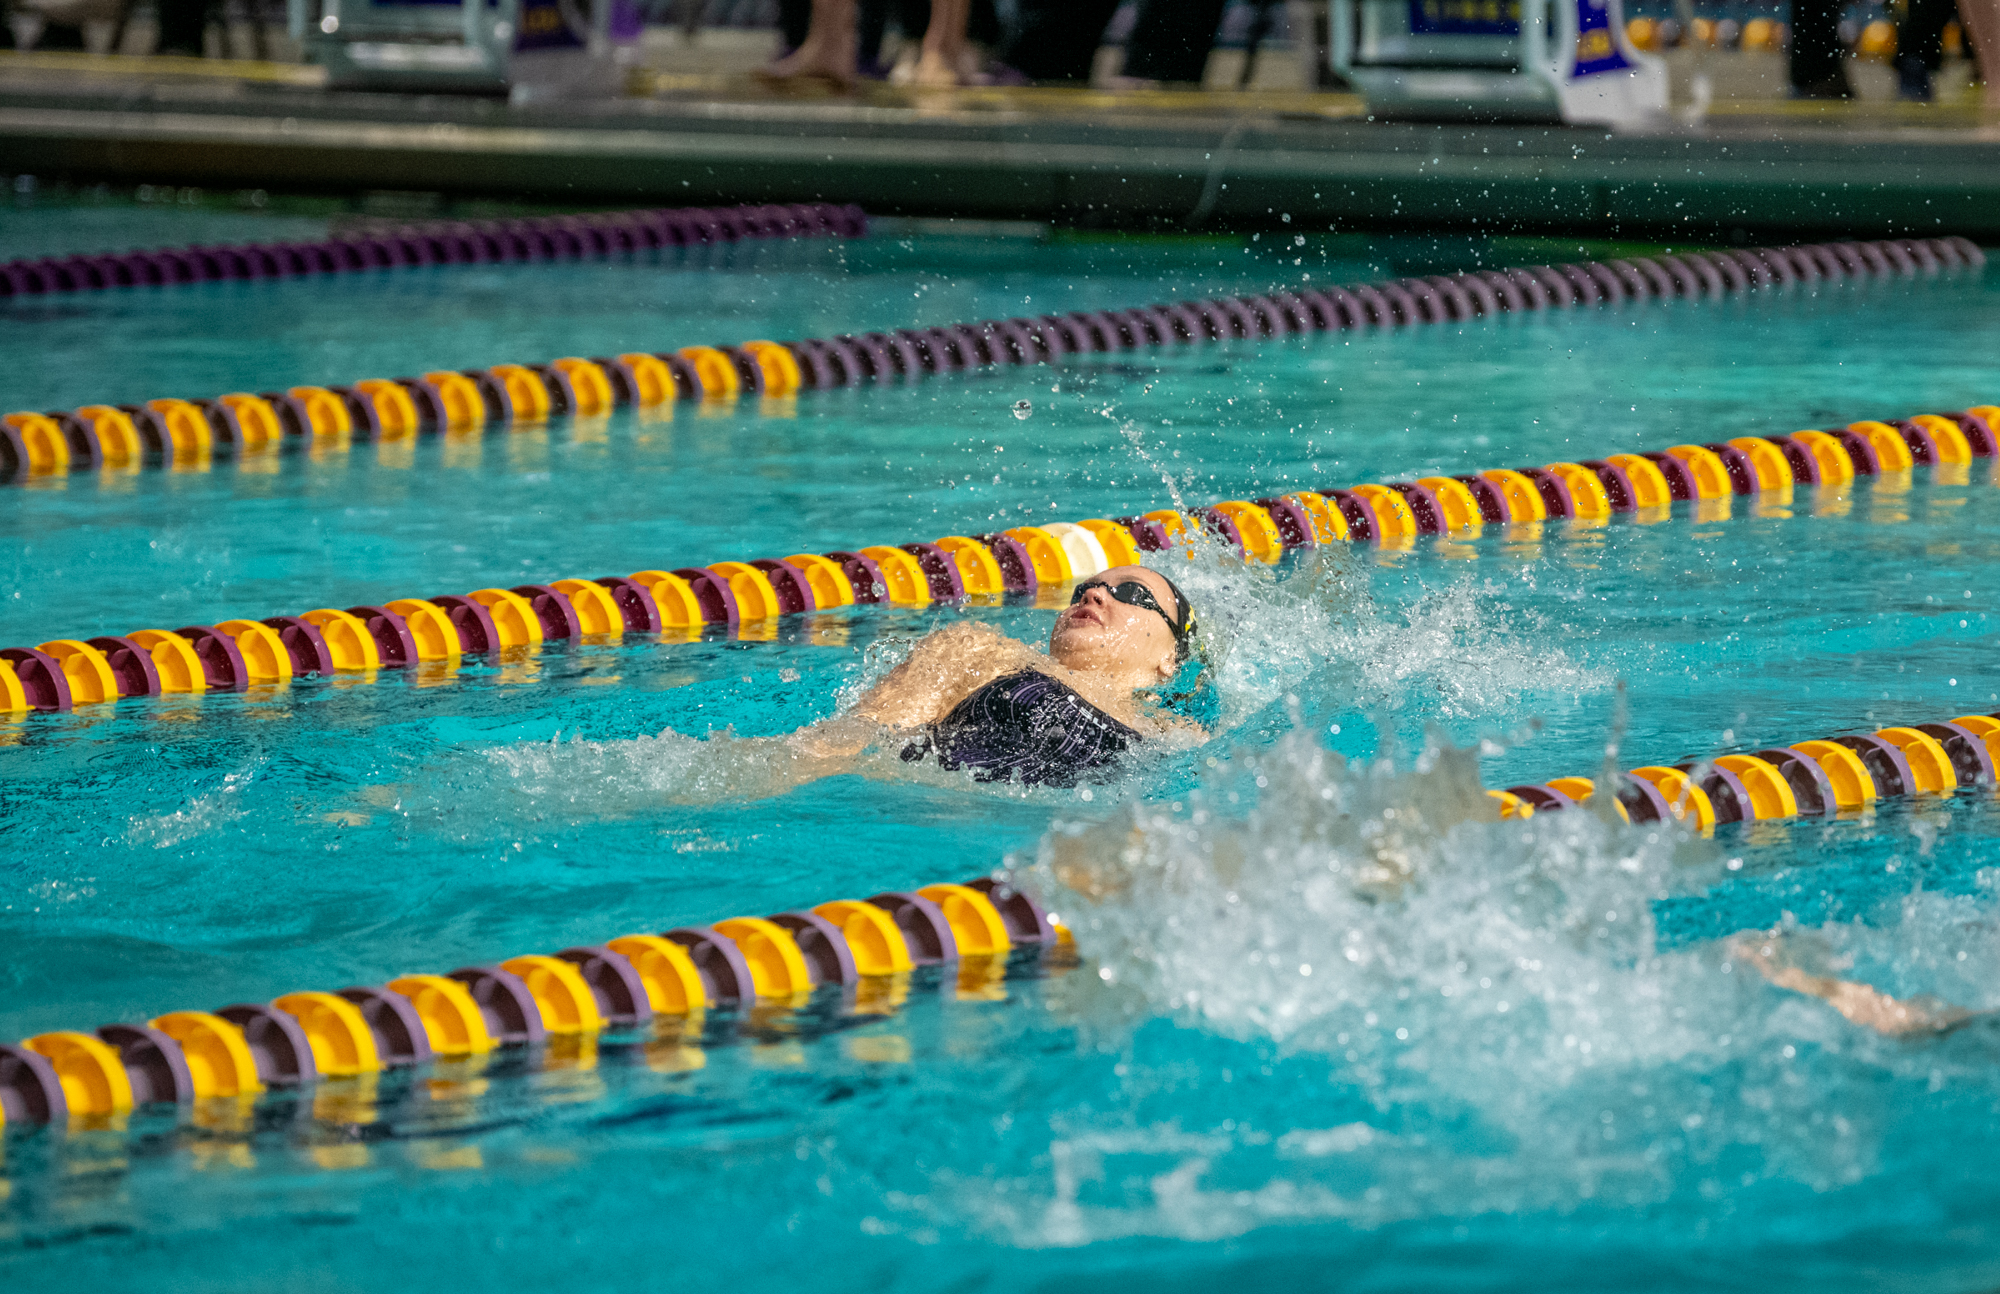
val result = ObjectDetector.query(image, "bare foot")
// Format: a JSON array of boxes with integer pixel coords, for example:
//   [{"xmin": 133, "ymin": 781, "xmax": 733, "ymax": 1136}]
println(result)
[
  {"xmin": 756, "ymin": 36, "xmax": 856, "ymax": 86},
  {"xmin": 1726, "ymin": 929, "xmax": 1981, "ymax": 1037},
  {"xmin": 910, "ymin": 48, "xmax": 961, "ymax": 87},
  {"xmin": 756, "ymin": 55, "xmax": 855, "ymax": 87}
]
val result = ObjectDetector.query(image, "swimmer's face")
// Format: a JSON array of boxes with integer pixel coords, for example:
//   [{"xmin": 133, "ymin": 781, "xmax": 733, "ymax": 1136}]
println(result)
[{"xmin": 1048, "ymin": 565, "xmax": 1182, "ymax": 682}]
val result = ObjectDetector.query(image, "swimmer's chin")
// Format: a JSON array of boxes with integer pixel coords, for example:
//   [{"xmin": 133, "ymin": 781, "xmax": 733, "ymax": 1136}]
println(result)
[{"xmin": 1046, "ymin": 621, "xmax": 1126, "ymax": 668}]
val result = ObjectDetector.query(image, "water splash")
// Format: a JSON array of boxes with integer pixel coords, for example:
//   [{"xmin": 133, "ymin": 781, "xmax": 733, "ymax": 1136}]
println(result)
[
  {"xmin": 1163, "ymin": 544, "xmax": 1611, "ymax": 738},
  {"xmin": 960, "ymin": 726, "xmax": 2000, "ymax": 1246},
  {"xmin": 1024, "ymin": 721, "xmax": 1716, "ymax": 1044},
  {"xmin": 1339, "ymin": 573, "xmax": 1612, "ymax": 718},
  {"xmin": 126, "ymin": 768, "xmax": 256, "ymax": 847}
]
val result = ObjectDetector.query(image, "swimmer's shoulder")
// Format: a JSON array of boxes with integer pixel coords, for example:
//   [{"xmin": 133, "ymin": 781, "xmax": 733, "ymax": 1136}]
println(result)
[
  {"xmin": 923, "ymin": 619, "xmax": 1005, "ymax": 647},
  {"xmin": 858, "ymin": 622, "xmax": 1041, "ymax": 730},
  {"xmin": 938, "ymin": 620, "xmax": 1031, "ymax": 649},
  {"xmin": 913, "ymin": 620, "xmax": 1041, "ymax": 672},
  {"xmin": 881, "ymin": 621, "xmax": 997, "ymax": 675}
]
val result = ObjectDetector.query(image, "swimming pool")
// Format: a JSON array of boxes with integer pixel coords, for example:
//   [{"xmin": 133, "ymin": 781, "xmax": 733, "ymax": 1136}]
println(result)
[{"xmin": 4, "ymin": 194, "xmax": 2000, "ymax": 1292}]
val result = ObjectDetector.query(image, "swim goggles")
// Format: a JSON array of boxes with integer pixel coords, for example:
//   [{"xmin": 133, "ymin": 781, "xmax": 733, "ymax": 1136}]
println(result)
[{"xmin": 1070, "ymin": 578, "xmax": 1197, "ymax": 662}]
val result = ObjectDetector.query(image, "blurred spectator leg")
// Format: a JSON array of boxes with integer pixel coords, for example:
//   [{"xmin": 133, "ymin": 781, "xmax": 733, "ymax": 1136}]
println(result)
[
  {"xmin": 912, "ymin": 0, "xmax": 968, "ymax": 82},
  {"xmin": 759, "ymin": 0, "xmax": 858, "ymax": 82},
  {"xmin": 1961, "ymin": 0, "xmax": 2000, "ymax": 102},
  {"xmin": 994, "ymin": 0, "xmax": 1121, "ymax": 81},
  {"xmin": 1119, "ymin": 0, "xmax": 1229, "ymax": 85},
  {"xmin": 249, "ymin": 0, "xmax": 271, "ymax": 59},
  {"xmin": 1788, "ymin": 0, "xmax": 1852, "ymax": 94},
  {"xmin": 1236, "ymin": 0, "xmax": 1280, "ymax": 86}
]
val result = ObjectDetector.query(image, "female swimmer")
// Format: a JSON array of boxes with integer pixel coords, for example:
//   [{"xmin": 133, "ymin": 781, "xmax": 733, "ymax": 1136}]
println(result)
[{"xmin": 793, "ymin": 564, "xmax": 1205, "ymax": 787}]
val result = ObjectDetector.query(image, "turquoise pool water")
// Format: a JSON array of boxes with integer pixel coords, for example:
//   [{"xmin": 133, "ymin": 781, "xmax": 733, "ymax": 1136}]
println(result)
[{"xmin": 4, "ymin": 198, "xmax": 2000, "ymax": 1292}]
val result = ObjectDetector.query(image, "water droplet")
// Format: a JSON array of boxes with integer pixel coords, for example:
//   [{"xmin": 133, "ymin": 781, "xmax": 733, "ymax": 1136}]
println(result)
[{"xmin": 1012, "ymin": 400, "xmax": 1032, "ymax": 421}]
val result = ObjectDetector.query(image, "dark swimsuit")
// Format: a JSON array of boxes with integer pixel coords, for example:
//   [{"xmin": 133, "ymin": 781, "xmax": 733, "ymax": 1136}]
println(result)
[{"xmin": 901, "ymin": 669, "xmax": 1143, "ymax": 787}]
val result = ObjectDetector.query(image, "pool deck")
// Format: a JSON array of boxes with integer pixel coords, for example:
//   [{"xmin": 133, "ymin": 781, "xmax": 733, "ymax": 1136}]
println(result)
[{"xmin": 1, "ymin": 49, "xmax": 1997, "ymax": 239}]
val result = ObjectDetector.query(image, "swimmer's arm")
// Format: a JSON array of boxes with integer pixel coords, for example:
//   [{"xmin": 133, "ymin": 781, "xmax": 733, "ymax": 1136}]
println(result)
[
  {"xmin": 1727, "ymin": 931, "xmax": 1985, "ymax": 1037},
  {"xmin": 786, "ymin": 713, "xmax": 878, "ymax": 760}
]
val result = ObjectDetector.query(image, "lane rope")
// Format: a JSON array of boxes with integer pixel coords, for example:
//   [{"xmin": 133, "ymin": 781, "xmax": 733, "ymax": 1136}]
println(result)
[
  {"xmin": 2, "ymin": 236, "xmax": 1979, "ymax": 483},
  {"xmin": 0, "ymin": 874, "xmax": 1069, "ymax": 1126},
  {"xmin": 1495, "ymin": 710, "xmax": 2000, "ymax": 832},
  {"xmin": 1, "ymin": 400, "xmax": 1993, "ymax": 716},
  {"xmin": 0, "ymin": 200, "xmax": 867, "ymax": 300}
]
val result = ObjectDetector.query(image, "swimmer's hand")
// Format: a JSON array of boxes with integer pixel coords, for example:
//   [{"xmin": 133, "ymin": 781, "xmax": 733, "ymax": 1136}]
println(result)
[{"xmin": 1047, "ymin": 825, "xmax": 1141, "ymax": 901}]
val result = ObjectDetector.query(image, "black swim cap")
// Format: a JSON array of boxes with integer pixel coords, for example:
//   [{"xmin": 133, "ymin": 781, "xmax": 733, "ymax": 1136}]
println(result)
[{"xmin": 1157, "ymin": 572, "xmax": 1198, "ymax": 664}]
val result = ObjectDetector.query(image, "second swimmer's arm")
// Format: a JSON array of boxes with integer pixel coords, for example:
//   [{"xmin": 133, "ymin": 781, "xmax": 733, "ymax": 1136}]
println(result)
[{"xmin": 1728, "ymin": 930, "xmax": 1986, "ymax": 1036}]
